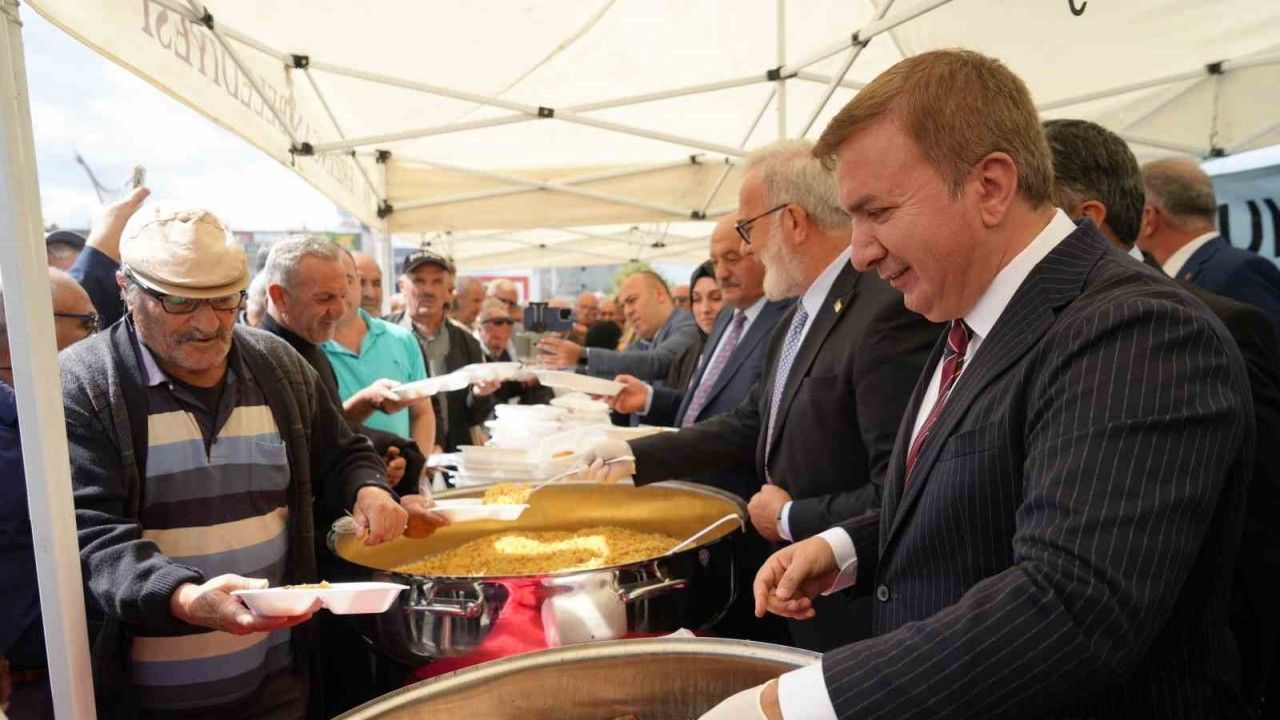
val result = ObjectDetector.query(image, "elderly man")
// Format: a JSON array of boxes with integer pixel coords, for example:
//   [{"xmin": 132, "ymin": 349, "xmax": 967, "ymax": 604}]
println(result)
[
  {"xmin": 61, "ymin": 209, "xmax": 419, "ymax": 718},
  {"xmin": 487, "ymin": 278, "xmax": 523, "ymax": 323},
  {"xmin": 386, "ymin": 250, "xmax": 498, "ymax": 452},
  {"xmin": 326, "ymin": 250, "xmax": 437, "ymax": 460},
  {"xmin": 671, "ymin": 283, "xmax": 691, "ymax": 311},
  {"xmin": 1137, "ymin": 157, "xmax": 1280, "ymax": 335},
  {"xmin": 537, "ymin": 271, "xmax": 699, "ymax": 382},
  {"xmin": 1, "ymin": 269, "xmax": 97, "ymax": 718},
  {"xmin": 241, "ymin": 272, "xmax": 268, "ymax": 327},
  {"xmin": 565, "ymin": 291, "xmax": 599, "ymax": 345},
  {"xmin": 452, "ymin": 276, "xmax": 486, "ymax": 329},
  {"xmin": 350, "ymin": 251, "xmax": 384, "ymax": 316},
  {"xmin": 258, "ymin": 237, "xmax": 427, "ymax": 489},
  {"xmin": 587, "ymin": 142, "xmax": 939, "ymax": 651},
  {"xmin": 597, "ymin": 296, "xmax": 620, "ymax": 327},
  {"xmin": 1045, "ymin": 117, "xmax": 1280, "ymax": 713},
  {"xmin": 705, "ymin": 50, "xmax": 1254, "ymax": 719},
  {"xmin": 476, "ymin": 298, "xmax": 555, "ymax": 408}
]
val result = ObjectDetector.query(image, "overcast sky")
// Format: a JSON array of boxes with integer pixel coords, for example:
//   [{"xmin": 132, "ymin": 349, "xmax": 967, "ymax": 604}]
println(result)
[{"xmin": 22, "ymin": 9, "xmax": 343, "ymax": 232}]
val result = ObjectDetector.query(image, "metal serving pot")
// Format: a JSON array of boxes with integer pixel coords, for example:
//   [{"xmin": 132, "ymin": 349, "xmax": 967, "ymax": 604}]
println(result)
[
  {"xmin": 327, "ymin": 482, "xmax": 746, "ymax": 664},
  {"xmin": 336, "ymin": 636, "xmax": 819, "ymax": 719}
]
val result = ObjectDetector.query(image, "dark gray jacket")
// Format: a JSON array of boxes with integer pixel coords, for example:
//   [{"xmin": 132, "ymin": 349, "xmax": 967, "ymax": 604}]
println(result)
[{"xmin": 61, "ymin": 321, "xmax": 391, "ymax": 713}]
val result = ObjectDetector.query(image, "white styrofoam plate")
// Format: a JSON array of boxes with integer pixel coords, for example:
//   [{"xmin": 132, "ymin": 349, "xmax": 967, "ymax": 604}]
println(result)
[
  {"xmin": 532, "ymin": 370, "xmax": 624, "ymax": 397},
  {"xmin": 232, "ymin": 582, "xmax": 408, "ymax": 617},
  {"xmin": 432, "ymin": 498, "xmax": 528, "ymax": 522}
]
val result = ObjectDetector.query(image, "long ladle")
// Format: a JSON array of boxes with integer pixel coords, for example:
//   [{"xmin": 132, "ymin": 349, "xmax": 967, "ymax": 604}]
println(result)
[
  {"xmin": 666, "ymin": 513, "xmax": 745, "ymax": 555},
  {"xmin": 527, "ymin": 455, "xmax": 636, "ymax": 495}
]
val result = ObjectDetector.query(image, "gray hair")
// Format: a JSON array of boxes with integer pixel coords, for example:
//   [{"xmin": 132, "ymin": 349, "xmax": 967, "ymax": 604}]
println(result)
[
  {"xmin": 486, "ymin": 278, "xmax": 517, "ymax": 297},
  {"xmin": 246, "ymin": 271, "xmax": 269, "ymax": 311},
  {"xmin": 478, "ymin": 297, "xmax": 509, "ymax": 319},
  {"xmin": 745, "ymin": 139, "xmax": 848, "ymax": 231},
  {"xmin": 1141, "ymin": 157, "xmax": 1217, "ymax": 225},
  {"xmin": 262, "ymin": 236, "xmax": 344, "ymax": 291}
]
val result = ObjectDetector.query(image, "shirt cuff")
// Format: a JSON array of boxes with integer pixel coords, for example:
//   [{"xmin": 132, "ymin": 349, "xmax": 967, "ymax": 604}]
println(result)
[
  {"xmin": 778, "ymin": 501, "xmax": 794, "ymax": 542},
  {"xmin": 818, "ymin": 527, "xmax": 858, "ymax": 594},
  {"xmin": 639, "ymin": 383, "xmax": 655, "ymax": 416},
  {"xmin": 777, "ymin": 660, "xmax": 839, "ymax": 720}
]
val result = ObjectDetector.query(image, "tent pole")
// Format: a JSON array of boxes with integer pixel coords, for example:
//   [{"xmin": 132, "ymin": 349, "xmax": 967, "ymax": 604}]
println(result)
[
  {"xmin": 794, "ymin": 71, "xmax": 864, "ymax": 91},
  {"xmin": 300, "ymin": 68, "xmax": 380, "ymax": 201},
  {"xmin": 775, "ymin": 0, "xmax": 787, "ymax": 139},
  {"xmin": 1116, "ymin": 133, "xmax": 1204, "ymax": 156},
  {"xmin": 1226, "ymin": 120, "xmax": 1280, "ymax": 154},
  {"xmin": 1038, "ymin": 68, "xmax": 1209, "ymax": 112},
  {"xmin": 800, "ymin": 0, "xmax": 898, "ymax": 137},
  {"xmin": 0, "ymin": 2, "xmax": 96, "ymax": 718}
]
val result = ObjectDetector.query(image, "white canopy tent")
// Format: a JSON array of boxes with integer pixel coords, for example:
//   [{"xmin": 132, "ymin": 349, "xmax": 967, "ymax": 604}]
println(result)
[
  {"xmin": 21, "ymin": 0, "xmax": 1280, "ymax": 269},
  {"xmin": 3, "ymin": 1, "xmax": 1280, "ymax": 718}
]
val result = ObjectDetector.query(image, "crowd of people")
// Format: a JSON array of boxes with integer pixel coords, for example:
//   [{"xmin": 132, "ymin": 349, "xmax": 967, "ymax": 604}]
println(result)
[{"xmin": 3, "ymin": 47, "xmax": 1280, "ymax": 719}]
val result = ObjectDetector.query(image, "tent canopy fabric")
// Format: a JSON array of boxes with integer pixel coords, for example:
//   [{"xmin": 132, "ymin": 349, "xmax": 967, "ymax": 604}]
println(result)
[{"xmin": 25, "ymin": 0, "xmax": 1280, "ymax": 268}]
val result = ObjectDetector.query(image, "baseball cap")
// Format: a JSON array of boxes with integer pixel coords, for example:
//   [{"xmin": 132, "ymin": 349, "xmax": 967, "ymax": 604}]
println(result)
[
  {"xmin": 120, "ymin": 207, "xmax": 249, "ymax": 298},
  {"xmin": 401, "ymin": 249, "xmax": 454, "ymax": 275},
  {"xmin": 45, "ymin": 230, "xmax": 86, "ymax": 251}
]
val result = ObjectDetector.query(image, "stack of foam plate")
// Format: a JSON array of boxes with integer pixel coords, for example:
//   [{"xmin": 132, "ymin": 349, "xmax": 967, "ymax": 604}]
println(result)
[
  {"xmin": 549, "ymin": 393, "xmax": 613, "ymax": 429},
  {"xmin": 449, "ymin": 444, "xmax": 577, "ymax": 487},
  {"xmin": 485, "ymin": 404, "xmax": 569, "ymax": 449}
]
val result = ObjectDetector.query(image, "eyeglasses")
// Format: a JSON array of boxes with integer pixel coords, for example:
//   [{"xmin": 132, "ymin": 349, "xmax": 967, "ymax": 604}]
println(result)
[
  {"xmin": 481, "ymin": 317, "xmax": 515, "ymax": 326},
  {"xmin": 126, "ymin": 271, "xmax": 246, "ymax": 315},
  {"xmin": 54, "ymin": 311, "xmax": 100, "ymax": 334},
  {"xmin": 734, "ymin": 203, "xmax": 790, "ymax": 244}
]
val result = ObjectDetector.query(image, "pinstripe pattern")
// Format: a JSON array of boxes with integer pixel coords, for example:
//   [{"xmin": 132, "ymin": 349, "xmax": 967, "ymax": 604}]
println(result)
[{"xmin": 825, "ymin": 223, "xmax": 1254, "ymax": 718}]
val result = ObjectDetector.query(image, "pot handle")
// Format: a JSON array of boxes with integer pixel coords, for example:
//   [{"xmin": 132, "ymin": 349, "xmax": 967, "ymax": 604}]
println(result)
[
  {"xmin": 405, "ymin": 588, "xmax": 485, "ymax": 618},
  {"xmin": 617, "ymin": 577, "xmax": 688, "ymax": 604}
]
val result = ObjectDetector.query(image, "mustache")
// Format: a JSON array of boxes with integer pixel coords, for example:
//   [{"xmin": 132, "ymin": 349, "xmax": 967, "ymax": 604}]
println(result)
[{"xmin": 175, "ymin": 327, "xmax": 231, "ymax": 343}]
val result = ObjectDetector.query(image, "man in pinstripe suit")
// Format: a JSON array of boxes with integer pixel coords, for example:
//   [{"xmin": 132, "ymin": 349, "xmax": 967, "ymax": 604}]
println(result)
[{"xmin": 703, "ymin": 50, "xmax": 1254, "ymax": 719}]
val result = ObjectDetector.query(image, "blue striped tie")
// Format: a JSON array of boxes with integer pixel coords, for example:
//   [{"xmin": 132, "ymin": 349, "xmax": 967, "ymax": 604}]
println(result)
[{"xmin": 765, "ymin": 306, "xmax": 809, "ymax": 467}]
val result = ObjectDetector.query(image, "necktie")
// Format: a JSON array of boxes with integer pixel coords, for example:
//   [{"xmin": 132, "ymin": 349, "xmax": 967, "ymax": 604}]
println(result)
[
  {"xmin": 765, "ymin": 306, "xmax": 809, "ymax": 466},
  {"xmin": 681, "ymin": 311, "xmax": 747, "ymax": 427},
  {"xmin": 903, "ymin": 319, "xmax": 973, "ymax": 487}
]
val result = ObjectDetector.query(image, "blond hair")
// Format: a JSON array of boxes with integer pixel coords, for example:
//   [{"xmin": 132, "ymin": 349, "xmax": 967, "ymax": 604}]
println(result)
[
  {"xmin": 745, "ymin": 139, "xmax": 848, "ymax": 231},
  {"xmin": 814, "ymin": 49, "xmax": 1054, "ymax": 206}
]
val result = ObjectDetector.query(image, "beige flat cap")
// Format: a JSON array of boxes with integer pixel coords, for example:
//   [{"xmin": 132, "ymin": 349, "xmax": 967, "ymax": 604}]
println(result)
[{"xmin": 121, "ymin": 207, "xmax": 248, "ymax": 298}]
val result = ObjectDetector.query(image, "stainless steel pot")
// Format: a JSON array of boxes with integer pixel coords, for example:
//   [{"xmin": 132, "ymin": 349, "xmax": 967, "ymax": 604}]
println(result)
[
  {"xmin": 336, "ymin": 636, "xmax": 819, "ymax": 719},
  {"xmin": 328, "ymin": 482, "xmax": 746, "ymax": 664}
]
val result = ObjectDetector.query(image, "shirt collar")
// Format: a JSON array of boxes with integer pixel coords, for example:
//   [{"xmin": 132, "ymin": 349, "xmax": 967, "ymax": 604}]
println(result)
[
  {"xmin": 737, "ymin": 295, "xmax": 767, "ymax": 323},
  {"xmin": 1127, "ymin": 245, "xmax": 1145, "ymax": 261},
  {"xmin": 1161, "ymin": 230, "xmax": 1220, "ymax": 278},
  {"xmin": 964, "ymin": 209, "xmax": 1079, "ymax": 341},
  {"xmin": 359, "ymin": 308, "xmax": 385, "ymax": 336},
  {"xmin": 800, "ymin": 248, "xmax": 851, "ymax": 321}
]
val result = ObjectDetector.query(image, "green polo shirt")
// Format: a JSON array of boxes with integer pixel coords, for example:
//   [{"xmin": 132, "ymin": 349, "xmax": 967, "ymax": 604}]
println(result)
[{"xmin": 322, "ymin": 309, "xmax": 428, "ymax": 438}]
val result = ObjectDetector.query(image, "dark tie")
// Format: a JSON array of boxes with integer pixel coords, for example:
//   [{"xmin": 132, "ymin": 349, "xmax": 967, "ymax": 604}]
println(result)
[
  {"xmin": 903, "ymin": 319, "xmax": 973, "ymax": 486},
  {"xmin": 681, "ymin": 311, "xmax": 747, "ymax": 427},
  {"xmin": 765, "ymin": 306, "xmax": 809, "ymax": 468}
]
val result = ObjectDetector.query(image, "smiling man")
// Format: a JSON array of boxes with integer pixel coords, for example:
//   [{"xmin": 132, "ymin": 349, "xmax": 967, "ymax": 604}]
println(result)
[{"xmin": 702, "ymin": 49, "xmax": 1254, "ymax": 720}]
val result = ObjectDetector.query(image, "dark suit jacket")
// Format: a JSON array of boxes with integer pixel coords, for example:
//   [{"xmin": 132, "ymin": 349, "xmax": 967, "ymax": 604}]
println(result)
[
  {"xmin": 1178, "ymin": 235, "xmax": 1280, "ymax": 336},
  {"xmin": 1144, "ymin": 250, "xmax": 1280, "ymax": 706},
  {"xmin": 644, "ymin": 299, "xmax": 795, "ymax": 500},
  {"xmin": 826, "ymin": 222, "xmax": 1254, "ymax": 718},
  {"xmin": 630, "ymin": 263, "xmax": 941, "ymax": 650}
]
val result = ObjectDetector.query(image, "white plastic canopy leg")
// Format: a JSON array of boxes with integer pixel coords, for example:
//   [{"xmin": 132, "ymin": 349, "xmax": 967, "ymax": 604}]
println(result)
[{"xmin": 0, "ymin": 1, "xmax": 96, "ymax": 717}]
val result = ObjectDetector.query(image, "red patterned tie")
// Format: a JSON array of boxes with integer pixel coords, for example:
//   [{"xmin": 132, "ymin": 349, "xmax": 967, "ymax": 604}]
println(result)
[{"xmin": 903, "ymin": 319, "xmax": 972, "ymax": 487}]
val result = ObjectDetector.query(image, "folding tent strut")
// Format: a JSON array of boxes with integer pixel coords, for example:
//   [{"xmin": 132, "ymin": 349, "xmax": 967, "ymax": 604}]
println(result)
[
  {"xmin": 700, "ymin": 86, "xmax": 777, "ymax": 214},
  {"xmin": 298, "ymin": 64, "xmax": 381, "ymax": 203},
  {"xmin": 794, "ymin": 71, "xmax": 864, "ymax": 91},
  {"xmin": 775, "ymin": 0, "xmax": 787, "ymax": 139},
  {"xmin": 0, "ymin": 1, "xmax": 97, "ymax": 717},
  {"xmin": 800, "ymin": 0, "xmax": 899, "ymax": 137},
  {"xmin": 778, "ymin": 0, "xmax": 957, "ymax": 76}
]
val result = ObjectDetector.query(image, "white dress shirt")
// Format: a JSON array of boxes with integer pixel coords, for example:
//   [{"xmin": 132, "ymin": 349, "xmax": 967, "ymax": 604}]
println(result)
[
  {"xmin": 776, "ymin": 210, "xmax": 1080, "ymax": 720},
  {"xmin": 1160, "ymin": 230, "xmax": 1219, "ymax": 278},
  {"xmin": 773, "ymin": 249, "xmax": 852, "ymax": 542}
]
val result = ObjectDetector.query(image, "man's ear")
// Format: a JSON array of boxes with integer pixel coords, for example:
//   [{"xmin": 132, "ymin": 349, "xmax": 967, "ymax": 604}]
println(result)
[
  {"xmin": 972, "ymin": 151, "xmax": 1020, "ymax": 227},
  {"xmin": 1077, "ymin": 199, "xmax": 1108, "ymax": 231},
  {"xmin": 267, "ymin": 283, "xmax": 286, "ymax": 310}
]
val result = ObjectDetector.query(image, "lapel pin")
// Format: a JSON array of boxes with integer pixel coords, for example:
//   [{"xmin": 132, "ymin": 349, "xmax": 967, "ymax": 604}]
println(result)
[{"xmin": 833, "ymin": 298, "xmax": 844, "ymax": 314}]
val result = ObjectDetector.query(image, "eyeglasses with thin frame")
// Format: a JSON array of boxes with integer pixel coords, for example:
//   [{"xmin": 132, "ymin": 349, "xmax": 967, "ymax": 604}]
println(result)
[
  {"xmin": 734, "ymin": 203, "xmax": 789, "ymax": 244},
  {"xmin": 126, "ymin": 271, "xmax": 246, "ymax": 315},
  {"xmin": 53, "ymin": 311, "xmax": 100, "ymax": 334}
]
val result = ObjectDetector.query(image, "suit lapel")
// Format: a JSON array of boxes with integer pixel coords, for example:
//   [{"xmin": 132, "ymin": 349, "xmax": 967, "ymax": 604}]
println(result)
[
  {"xmin": 766, "ymin": 264, "xmax": 862, "ymax": 462},
  {"xmin": 882, "ymin": 223, "xmax": 1108, "ymax": 550},
  {"xmin": 703, "ymin": 301, "xmax": 789, "ymax": 409},
  {"xmin": 1177, "ymin": 235, "xmax": 1223, "ymax": 283},
  {"xmin": 880, "ymin": 336, "xmax": 947, "ymax": 545}
]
